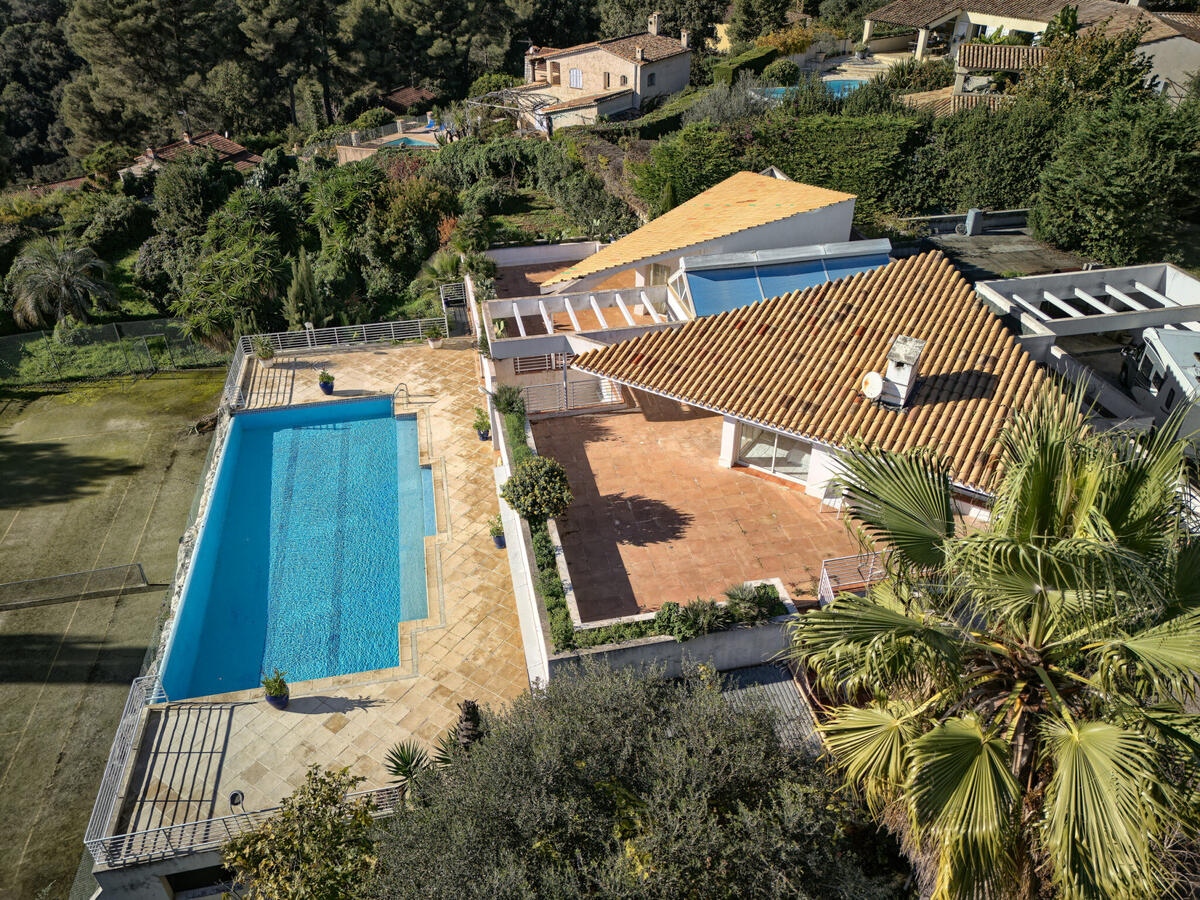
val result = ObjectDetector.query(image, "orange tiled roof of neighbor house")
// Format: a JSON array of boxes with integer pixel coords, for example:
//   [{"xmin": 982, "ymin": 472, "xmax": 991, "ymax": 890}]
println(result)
[
  {"xmin": 545, "ymin": 172, "xmax": 856, "ymax": 285},
  {"xmin": 140, "ymin": 131, "xmax": 262, "ymax": 172},
  {"xmin": 571, "ymin": 250, "xmax": 1053, "ymax": 493}
]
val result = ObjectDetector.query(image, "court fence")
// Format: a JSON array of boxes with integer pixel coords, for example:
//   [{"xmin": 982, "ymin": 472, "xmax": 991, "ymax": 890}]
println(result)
[{"xmin": 0, "ymin": 319, "xmax": 227, "ymax": 386}]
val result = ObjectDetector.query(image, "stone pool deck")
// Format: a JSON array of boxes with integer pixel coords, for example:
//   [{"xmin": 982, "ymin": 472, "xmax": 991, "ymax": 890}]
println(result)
[{"xmin": 112, "ymin": 340, "xmax": 528, "ymax": 837}]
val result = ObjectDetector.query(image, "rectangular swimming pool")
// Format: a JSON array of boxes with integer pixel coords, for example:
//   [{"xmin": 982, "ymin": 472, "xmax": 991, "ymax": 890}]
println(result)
[{"xmin": 160, "ymin": 397, "xmax": 435, "ymax": 700}]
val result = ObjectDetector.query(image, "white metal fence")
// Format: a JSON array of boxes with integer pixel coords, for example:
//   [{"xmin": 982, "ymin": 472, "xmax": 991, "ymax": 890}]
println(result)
[
  {"xmin": 514, "ymin": 353, "xmax": 572, "ymax": 375},
  {"xmin": 83, "ymin": 674, "xmax": 404, "ymax": 866},
  {"xmin": 83, "ymin": 675, "xmax": 167, "ymax": 865},
  {"xmin": 221, "ymin": 317, "xmax": 448, "ymax": 409},
  {"xmin": 300, "ymin": 120, "xmax": 402, "ymax": 156},
  {"xmin": 817, "ymin": 552, "xmax": 887, "ymax": 607},
  {"xmin": 520, "ymin": 377, "xmax": 623, "ymax": 414}
]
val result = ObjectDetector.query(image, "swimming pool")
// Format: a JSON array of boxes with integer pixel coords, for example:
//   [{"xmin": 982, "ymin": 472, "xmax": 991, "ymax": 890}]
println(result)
[
  {"xmin": 160, "ymin": 397, "xmax": 435, "ymax": 700},
  {"xmin": 758, "ymin": 79, "xmax": 865, "ymax": 101},
  {"xmin": 378, "ymin": 135, "xmax": 437, "ymax": 149}
]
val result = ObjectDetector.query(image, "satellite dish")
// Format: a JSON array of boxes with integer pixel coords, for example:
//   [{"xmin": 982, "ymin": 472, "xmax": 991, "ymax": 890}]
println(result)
[{"xmin": 861, "ymin": 371, "xmax": 884, "ymax": 400}]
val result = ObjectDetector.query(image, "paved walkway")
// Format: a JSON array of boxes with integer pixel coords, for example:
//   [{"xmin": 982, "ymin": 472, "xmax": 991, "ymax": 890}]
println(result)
[
  {"xmin": 531, "ymin": 406, "xmax": 861, "ymax": 621},
  {"xmin": 116, "ymin": 342, "xmax": 529, "ymax": 837}
]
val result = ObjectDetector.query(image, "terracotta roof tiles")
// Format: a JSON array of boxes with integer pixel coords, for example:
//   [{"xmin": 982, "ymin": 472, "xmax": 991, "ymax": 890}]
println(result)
[
  {"xmin": 538, "ymin": 31, "xmax": 691, "ymax": 63},
  {"xmin": 546, "ymin": 172, "xmax": 856, "ymax": 285},
  {"xmin": 141, "ymin": 131, "xmax": 262, "ymax": 172},
  {"xmin": 571, "ymin": 251, "xmax": 1052, "ymax": 493}
]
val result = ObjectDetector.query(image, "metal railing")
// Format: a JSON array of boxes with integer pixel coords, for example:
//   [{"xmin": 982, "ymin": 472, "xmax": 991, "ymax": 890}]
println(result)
[
  {"xmin": 520, "ymin": 377, "xmax": 623, "ymax": 414},
  {"xmin": 83, "ymin": 675, "xmax": 168, "ymax": 865},
  {"xmin": 514, "ymin": 353, "xmax": 572, "ymax": 375},
  {"xmin": 817, "ymin": 552, "xmax": 887, "ymax": 607},
  {"xmin": 87, "ymin": 742, "xmax": 402, "ymax": 865},
  {"xmin": 222, "ymin": 317, "xmax": 448, "ymax": 409},
  {"xmin": 299, "ymin": 120, "xmax": 402, "ymax": 156}
]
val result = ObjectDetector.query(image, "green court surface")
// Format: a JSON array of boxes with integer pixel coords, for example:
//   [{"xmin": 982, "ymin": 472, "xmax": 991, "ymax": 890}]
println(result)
[{"xmin": 0, "ymin": 371, "xmax": 222, "ymax": 900}]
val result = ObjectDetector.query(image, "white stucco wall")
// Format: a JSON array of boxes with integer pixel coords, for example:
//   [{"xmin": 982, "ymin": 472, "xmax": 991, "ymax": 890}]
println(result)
[{"xmin": 637, "ymin": 52, "xmax": 691, "ymax": 104}]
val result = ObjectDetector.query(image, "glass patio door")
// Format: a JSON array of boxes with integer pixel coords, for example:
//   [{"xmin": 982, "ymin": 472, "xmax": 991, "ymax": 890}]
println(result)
[{"xmin": 738, "ymin": 425, "xmax": 811, "ymax": 483}]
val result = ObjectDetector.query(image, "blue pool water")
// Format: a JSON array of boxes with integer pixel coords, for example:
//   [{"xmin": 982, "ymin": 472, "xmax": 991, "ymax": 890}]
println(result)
[
  {"xmin": 759, "ymin": 79, "xmax": 864, "ymax": 101},
  {"xmin": 160, "ymin": 397, "xmax": 435, "ymax": 700},
  {"xmin": 379, "ymin": 135, "xmax": 436, "ymax": 149}
]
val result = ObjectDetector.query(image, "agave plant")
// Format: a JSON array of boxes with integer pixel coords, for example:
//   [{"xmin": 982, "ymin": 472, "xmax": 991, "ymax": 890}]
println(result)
[{"xmin": 789, "ymin": 386, "xmax": 1200, "ymax": 900}]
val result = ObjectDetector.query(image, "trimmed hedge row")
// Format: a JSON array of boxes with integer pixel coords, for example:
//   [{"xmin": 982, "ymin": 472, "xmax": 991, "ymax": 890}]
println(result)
[{"xmin": 712, "ymin": 46, "xmax": 779, "ymax": 86}]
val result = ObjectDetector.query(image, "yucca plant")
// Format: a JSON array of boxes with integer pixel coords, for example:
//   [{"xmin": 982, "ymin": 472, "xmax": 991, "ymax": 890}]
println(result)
[
  {"xmin": 7, "ymin": 236, "xmax": 114, "ymax": 328},
  {"xmin": 789, "ymin": 385, "xmax": 1200, "ymax": 899},
  {"xmin": 384, "ymin": 739, "xmax": 429, "ymax": 804}
]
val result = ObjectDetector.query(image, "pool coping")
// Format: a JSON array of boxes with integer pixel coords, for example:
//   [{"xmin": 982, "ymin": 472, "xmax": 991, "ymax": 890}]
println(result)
[{"xmin": 150, "ymin": 393, "xmax": 455, "ymax": 707}]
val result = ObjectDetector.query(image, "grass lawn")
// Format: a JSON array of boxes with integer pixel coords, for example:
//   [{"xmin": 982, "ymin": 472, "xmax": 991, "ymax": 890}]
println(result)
[
  {"xmin": 0, "ymin": 370, "xmax": 224, "ymax": 900},
  {"xmin": 488, "ymin": 189, "xmax": 579, "ymax": 243}
]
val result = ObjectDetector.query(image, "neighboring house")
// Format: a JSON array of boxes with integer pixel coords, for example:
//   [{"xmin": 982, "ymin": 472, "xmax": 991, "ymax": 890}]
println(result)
[
  {"xmin": 516, "ymin": 12, "xmax": 692, "ymax": 130},
  {"xmin": 123, "ymin": 131, "xmax": 262, "ymax": 177},
  {"xmin": 379, "ymin": 85, "xmax": 437, "ymax": 115},
  {"xmin": 544, "ymin": 169, "xmax": 858, "ymax": 292},
  {"xmin": 569, "ymin": 250, "xmax": 1052, "ymax": 515},
  {"xmin": 863, "ymin": 0, "xmax": 1200, "ymax": 97}
]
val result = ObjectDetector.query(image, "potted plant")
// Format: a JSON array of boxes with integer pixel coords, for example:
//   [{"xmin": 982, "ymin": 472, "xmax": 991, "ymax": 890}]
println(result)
[
  {"xmin": 253, "ymin": 336, "xmax": 276, "ymax": 369},
  {"xmin": 853, "ymin": 40, "xmax": 869, "ymax": 59},
  {"xmin": 473, "ymin": 406, "xmax": 491, "ymax": 441},
  {"xmin": 489, "ymin": 515, "xmax": 505, "ymax": 549},
  {"xmin": 262, "ymin": 669, "xmax": 289, "ymax": 709},
  {"xmin": 424, "ymin": 325, "xmax": 443, "ymax": 349},
  {"xmin": 318, "ymin": 370, "xmax": 334, "ymax": 396}
]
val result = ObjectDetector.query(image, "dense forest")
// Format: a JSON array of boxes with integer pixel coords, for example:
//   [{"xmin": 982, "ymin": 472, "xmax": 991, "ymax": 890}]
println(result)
[
  {"xmin": 0, "ymin": 0, "xmax": 746, "ymax": 184},
  {"xmin": 0, "ymin": 0, "xmax": 1197, "ymax": 355}
]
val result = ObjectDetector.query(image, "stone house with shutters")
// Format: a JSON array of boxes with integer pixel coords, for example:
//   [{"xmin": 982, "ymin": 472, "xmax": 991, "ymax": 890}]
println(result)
[{"xmin": 515, "ymin": 12, "xmax": 693, "ymax": 130}]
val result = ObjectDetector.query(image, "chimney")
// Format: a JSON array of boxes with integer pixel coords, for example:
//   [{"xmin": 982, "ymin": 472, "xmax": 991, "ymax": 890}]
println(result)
[
  {"xmin": 182, "ymin": 131, "xmax": 193, "ymax": 144},
  {"xmin": 680, "ymin": 29, "xmax": 690, "ymax": 49},
  {"xmin": 635, "ymin": 46, "xmax": 645, "ymax": 61},
  {"xmin": 882, "ymin": 335, "xmax": 926, "ymax": 408},
  {"xmin": 145, "ymin": 147, "xmax": 156, "ymax": 160},
  {"xmin": 648, "ymin": 11, "xmax": 662, "ymax": 35}
]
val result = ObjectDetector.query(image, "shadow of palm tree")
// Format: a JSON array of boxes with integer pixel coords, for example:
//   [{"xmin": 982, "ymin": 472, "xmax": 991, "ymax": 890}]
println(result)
[
  {"xmin": 0, "ymin": 431, "xmax": 142, "ymax": 510},
  {"xmin": 283, "ymin": 695, "xmax": 386, "ymax": 715},
  {"xmin": 601, "ymin": 492, "xmax": 694, "ymax": 546}
]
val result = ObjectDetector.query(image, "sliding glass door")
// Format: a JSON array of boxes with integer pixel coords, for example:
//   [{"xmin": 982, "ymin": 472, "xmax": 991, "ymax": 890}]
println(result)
[{"xmin": 738, "ymin": 425, "xmax": 811, "ymax": 483}]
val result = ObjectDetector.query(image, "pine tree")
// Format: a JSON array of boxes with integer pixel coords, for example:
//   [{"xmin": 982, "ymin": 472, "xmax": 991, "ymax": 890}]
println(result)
[{"xmin": 283, "ymin": 248, "xmax": 323, "ymax": 329}]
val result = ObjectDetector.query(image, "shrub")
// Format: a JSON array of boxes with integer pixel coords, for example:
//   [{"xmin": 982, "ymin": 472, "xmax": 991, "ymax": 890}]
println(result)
[
  {"xmin": 629, "ymin": 121, "xmax": 742, "ymax": 215},
  {"xmin": 469, "ymin": 73, "xmax": 522, "ymax": 97},
  {"xmin": 712, "ymin": 45, "xmax": 779, "ymax": 85},
  {"xmin": 501, "ymin": 455, "xmax": 572, "ymax": 525},
  {"xmin": 375, "ymin": 663, "xmax": 913, "ymax": 898},
  {"xmin": 491, "ymin": 383, "xmax": 524, "ymax": 415},
  {"xmin": 762, "ymin": 58, "xmax": 800, "ymax": 85}
]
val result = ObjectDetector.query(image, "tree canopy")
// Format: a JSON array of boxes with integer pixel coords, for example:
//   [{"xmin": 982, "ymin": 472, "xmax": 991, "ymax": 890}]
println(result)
[{"xmin": 374, "ymin": 662, "xmax": 912, "ymax": 899}]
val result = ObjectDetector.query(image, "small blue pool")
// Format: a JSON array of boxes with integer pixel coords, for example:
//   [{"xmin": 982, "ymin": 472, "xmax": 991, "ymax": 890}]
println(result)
[
  {"xmin": 759, "ymin": 79, "xmax": 865, "ymax": 101},
  {"xmin": 379, "ymin": 135, "xmax": 437, "ymax": 149},
  {"xmin": 160, "ymin": 397, "xmax": 435, "ymax": 700}
]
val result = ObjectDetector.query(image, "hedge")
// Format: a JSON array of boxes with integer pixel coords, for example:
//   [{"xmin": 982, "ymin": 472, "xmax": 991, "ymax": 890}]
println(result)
[
  {"xmin": 589, "ymin": 87, "xmax": 715, "ymax": 141},
  {"xmin": 712, "ymin": 46, "xmax": 779, "ymax": 86}
]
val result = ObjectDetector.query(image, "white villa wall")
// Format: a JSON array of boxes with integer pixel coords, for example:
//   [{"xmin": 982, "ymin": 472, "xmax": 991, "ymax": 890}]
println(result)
[
  {"xmin": 638, "ymin": 52, "xmax": 691, "ymax": 103},
  {"xmin": 486, "ymin": 241, "xmax": 603, "ymax": 270},
  {"xmin": 1143, "ymin": 36, "xmax": 1200, "ymax": 97}
]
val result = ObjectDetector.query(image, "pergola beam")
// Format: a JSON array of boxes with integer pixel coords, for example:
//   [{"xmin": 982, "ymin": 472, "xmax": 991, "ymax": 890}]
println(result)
[
  {"xmin": 1010, "ymin": 292, "xmax": 1052, "ymax": 322},
  {"xmin": 1073, "ymin": 287, "xmax": 1116, "ymax": 315},
  {"xmin": 1041, "ymin": 290, "xmax": 1083, "ymax": 319},
  {"xmin": 640, "ymin": 289, "xmax": 664, "ymax": 323},
  {"xmin": 1105, "ymin": 284, "xmax": 1148, "ymax": 312},
  {"xmin": 588, "ymin": 294, "xmax": 609, "ymax": 329},
  {"xmin": 613, "ymin": 292, "xmax": 636, "ymax": 327},
  {"xmin": 563, "ymin": 296, "xmax": 583, "ymax": 332},
  {"xmin": 537, "ymin": 299, "xmax": 555, "ymax": 335}
]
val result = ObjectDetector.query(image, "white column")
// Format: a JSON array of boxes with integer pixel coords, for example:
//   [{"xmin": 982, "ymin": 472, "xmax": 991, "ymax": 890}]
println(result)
[
  {"xmin": 915, "ymin": 27, "xmax": 930, "ymax": 59},
  {"xmin": 862, "ymin": 19, "xmax": 875, "ymax": 43},
  {"xmin": 718, "ymin": 416, "xmax": 741, "ymax": 468}
]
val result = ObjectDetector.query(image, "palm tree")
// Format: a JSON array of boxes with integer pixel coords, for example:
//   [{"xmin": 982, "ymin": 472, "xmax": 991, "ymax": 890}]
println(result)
[
  {"xmin": 789, "ymin": 386, "xmax": 1200, "ymax": 900},
  {"xmin": 6, "ymin": 237, "xmax": 114, "ymax": 329}
]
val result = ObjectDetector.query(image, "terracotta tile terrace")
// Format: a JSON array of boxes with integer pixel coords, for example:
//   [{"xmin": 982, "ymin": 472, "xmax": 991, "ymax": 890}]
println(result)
[{"xmin": 530, "ymin": 398, "xmax": 862, "ymax": 622}]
